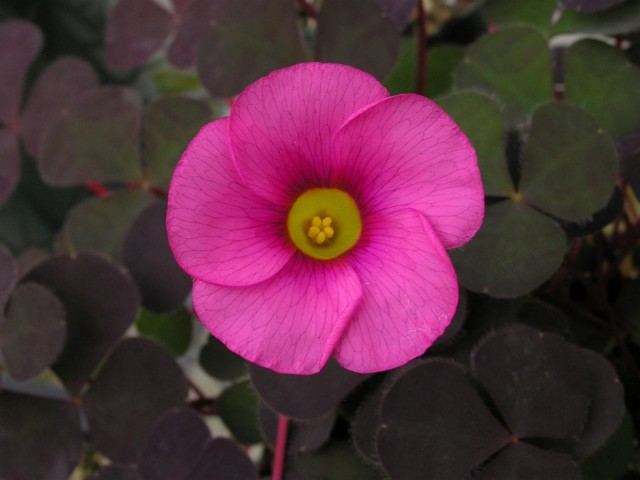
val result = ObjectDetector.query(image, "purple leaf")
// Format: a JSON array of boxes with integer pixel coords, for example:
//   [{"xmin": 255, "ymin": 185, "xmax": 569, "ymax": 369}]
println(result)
[
  {"xmin": 21, "ymin": 56, "xmax": 99, "ymax": 158},
  {"xmin": 106, "ymin": 0, "xmax": 174, "ymax": 70},
  {"xmin": 196, "ymin": 0, "xmax": 306, "ymax": 97},
  {"xmin": 0, "ymin": 130, "xmax": 20, "ymax": 205},
  {"xmin": 316, "ymin": 0, "xmax": 400, "ymax": 79},
  {"xmin": 0, "ymin": 282, "xmax": 66, "ymax": 381},
  {"xmin": 0, "ymin": 392, "xmax": 82, "ymax": 480},
  {"xmin": 375, "ymin": 0, "xmax": 415, "ymax": 29},
  {"xmin": 169, "ymin": 0, "xmax": 222, "ymax": 68},
  {"xmin": 0, "ymin": 245, "xmax": 17, "ymax": 306},
  {"xmin": 185, "ymin": 438, "xmax": 258, "ymax": 480},
  {"xmin": 84, "ymin": 338, "xmax": 188, "ymax": 463},
  {"xmin": 25, "ymin": 253, "xmax": 140, "ymax": 394},
  {"xmin": 39, "ymin": 87, "xmax": 143, "ymax": 186},
  {"xmin": 0, "ymin": 20, "xmax": 42, "ymax": 125}
]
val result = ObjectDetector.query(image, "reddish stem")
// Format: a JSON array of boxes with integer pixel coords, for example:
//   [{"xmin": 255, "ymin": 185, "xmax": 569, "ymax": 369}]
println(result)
[
  {"xmin": 84, "ymin": 182, "xmax": 110, "ymax": 198},
  {"xmin": 272, "ymin": 415, "xmax": 289, "ymax": 480},
  {"xmin": 416, "ymin": 0, "xmax": 427, "ymax": 95},
  {"xmin": 296, "ymin": 0, "xmax": 317, "ymax": 18}
]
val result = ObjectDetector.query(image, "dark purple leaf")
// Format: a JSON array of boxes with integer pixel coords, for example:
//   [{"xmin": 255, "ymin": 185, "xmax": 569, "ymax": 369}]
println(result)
[
  {"xmin": 260, "ymin": 403, "xmax": 335, "ymax": 454},
  {"xmin": 375, "ymin": 0, "xmax": 415, "ymax": 30},
  {"xmin": 21, "ymin": 56, "xmax": 99, "ymax": 158},
  {"xmin": 14, "ymin": 248, "xmax": 49, "ymax": 279},
  {"xmin": 249, "ymin": 359, "xmax": 370, "ymax": 419},
  {"xmin": 559, "ymin": 0, "xmax": 626, "ymax": 12},
  {"xmin": 25, "ymin": 253, "xmax": 140, "ymax": 393},
  {"xmin": 122, "ymin": 202, "xmax": 191, "ymax": 313},
  {"xmin": 55, "ymin": 189, "xmax": 156, "ymax": 260},
  {"xmin": 316, "ymin": 0, "xmax": 400, "ymax": 79},
  {"xmin": 471, "ymin": 325, "xmax": 590, "ymax": 440},
  {"xmin": 106, "ymin": 0, "xmax": 174, "ymax": 70},
  {"xmin": 618, "ymin": 131, "xmax": 640, "ymax": 197},
  {"xmin": 197, "ymin": 0, "xmax": 306, "ymax": 97},
  {"xmin": 0, "ymin": 20, "xmax": 42, "ymax": 125},
  {"xmin": 377, "ymin": 360, "xmax": 510, "ymax": 480},
  {"xmin": 172, "ymin": 0, "xmax": 194, "ymax": 14},
  {"xmin": 91, "ymin": 465, "xmax": 142, "ymax": 480},
  {"xmin": 169, "ymin": 0, "xmax": 221, "ymax": 68},
  {"xmin": 39, "ymin": 87, "xmax": 143, "ymax": 186},
  {"xmin": 288, "ymin": 441, "xmax": 387, "ymax": 479},
  {"xmin": 84, "ymin": 338, "xmax": 188, "ymax": 463},
  {"xmin": 0, "ymin": 130, "xmax": 20, "ymax": 205},
  {"xmin": 143, "ymin": 96, "xmax": 212, "ymax": 189},
  {"xmin": 139, "ymin": 408, "xmax": 211, "ymax": 480},
  {"xmin": 186, "ymin": 438, "xmax": 258, "ymax": 480},
  {"xmin": 0, "ymin": 282, "xmax": 66, "ymax": 381},
  {"xmin": 0, "ymin": 245, "xmax": 16, "ymax": 305},
  {"xmin": 475, "ymin": 443, "xmax": 580, "ymax": 480},
  {"xmin": 568, "ymin": 349, "xmax": 625, "ymax": 458},
  {"xmin": 0, "ymin": 391, "xmax": 82, "ymax": 480}
]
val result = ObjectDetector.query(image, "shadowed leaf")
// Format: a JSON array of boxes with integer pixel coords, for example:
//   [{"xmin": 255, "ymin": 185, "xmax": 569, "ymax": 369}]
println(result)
[
  {"xmin": 0, "ymin": 392, "xmax": 82, "ymax": 480},
  {"xmin": 169, "ymin": 0, "xmax": 221, "ymax": 69},
  {"xmin": 122, "ymin": 202, "xmax": 191, "ymax": 313},
  {"xmin": 375, "ymin": 0, "xmax": 415, "ymax": 30},
  {"xmin": 260, "ymin": 403, "xmax": 334, "ymax": 454},
  {"xmin": 39, "ymin": 87, "xmax": 143, "ymax": 186},
  {"xmin": 482, "ymin": 0, "xmax": 557, "ymax": 29},
  {"xmin": 551, "ymin": 0, "xmax": 640, "ymax": 35},
  {"xmin": 217, "ymin": 380, "xmax": 262, "ymax": 444},
  {"xmin": 185, "ymin": 438, "xmax": 258, "ymax": 480},
  {"xmin": 0, "ymin": 282, "xmax": 66, "ymax": 381},
  {"xmin": 136, "ymin": 307, "xmax": 192, "ymax": 356},
  {"xmin": 25, "ymin": 253, "xmax": 140, "ymax": 393},
  {"xmin": 199, "ymin": 335, "xmax": 248, "ymax": 381},
  {"xmin": 0, "ymin": 130, "xmax": 19, "ymax": 205},
  {"xmin": 0, "ymin": 244, "xmax": 16, "ymax": 306},
  {"xmin": 84, "ymin": 338, "xmax": 188, "ymax": 463},
  {"xmin": 91, "ymin": 465, "xmax": 142, "ymax": 480},
  {"xmin": 559, "ymin": 0, "xmax": 626, "ymax": 12},
  {"xmin": 316, "ymin": 0, "xmax": 399, "ymax": 80}
]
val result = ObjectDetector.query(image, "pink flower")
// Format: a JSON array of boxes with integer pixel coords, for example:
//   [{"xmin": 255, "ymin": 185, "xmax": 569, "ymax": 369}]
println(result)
[{"xmin": 167, "ymin": 63, "xmax": 484, "ymax": 374}]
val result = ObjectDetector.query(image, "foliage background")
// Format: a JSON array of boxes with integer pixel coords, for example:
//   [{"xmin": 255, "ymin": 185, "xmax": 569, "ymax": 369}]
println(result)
[{"xmin": 0, "ymin": 0, "xmax": 640, "ymax": 478}]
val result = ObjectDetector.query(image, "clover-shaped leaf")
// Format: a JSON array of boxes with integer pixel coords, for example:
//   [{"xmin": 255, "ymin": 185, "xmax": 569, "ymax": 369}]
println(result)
[
  {"xmin": 84, "ymin": 338, "xmax": 188, "ymax": 463},
  {"xmin": 0, "ymin": 391, "xmax": 82, "ymax": 480},
  {"xmin": 454, "ymin": 26, "xmax": 553, "ymax": 125},
  {"xmin": 25, "ymin": 253, "xmax": 140, "ymax": 393},
  {"xmin": 0, "ymin": 246, "xmax": 16, "ymax": 306},
  {"xmin": 551, "ymin": 1, "xmax": 640, "ymax": 35},
  {"xmin": 565, "ymin": 39, "xmax": 640, "ymax": 138},
  {"xmin": 199, "ymin": 334, "xmax": 248, "ymax": 381},
  {"xmin": 559, "ymin": 0, "xmax": 627, "ymax": 12},
  {"xmin": 0, "ymin": 282, "xmax": 66, "ymax": 381},
  {"xmin": 482, "ymin": 0, "xmax": 557, "ymax": 29},
  {"xmin": 316, "ymin": 0, "xmax": 400, "ymax": 80},
  {"xmin": 519, "ymin": 101, "xmax": 618, "ymax": 221},
  {"xmin": 197, "ymin": 0, "xmax": 305, "ymax": 97}
]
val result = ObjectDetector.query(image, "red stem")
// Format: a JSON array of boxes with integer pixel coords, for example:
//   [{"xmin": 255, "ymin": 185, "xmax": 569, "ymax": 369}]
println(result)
[
  {"xmin": 84, "ymin": 182, "xmax": 110, "ymax": 198},
  {"xmin": 272, "ymin": 415, "xmax": 289, "ymax": 480},
  {"xmin": 296, "ymin": 0, "xmax": 317, "ymax": 18},
  {"xmin": 416, "ymin": 0, "xmax": 427, "ymax": 95}
]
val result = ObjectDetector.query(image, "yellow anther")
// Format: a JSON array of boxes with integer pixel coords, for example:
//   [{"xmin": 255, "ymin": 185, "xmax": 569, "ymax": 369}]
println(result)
[
  {"xmin": 312, "ymin": 216, "xmax": 322, "ymax": 227},
  {"xmin": 308, "ymin": 226, "xmax": 320, "ymax": 238},
  {"xmin": 315, "ymin": 232, "xmax": 327, "ymax": 244},
  {"xmin": 324, "ymin": 226, "xmax": 334, "ymax": 238},
  {"xmin": 322, "ymin": 217, "xmax": 332, "ymax": 227}
]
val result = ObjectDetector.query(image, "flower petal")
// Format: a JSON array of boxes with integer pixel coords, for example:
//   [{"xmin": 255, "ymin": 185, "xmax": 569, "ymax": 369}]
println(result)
[
  {"xmin": 167, "ymin": 118, "xmax": 294, "ymax": 286},
  {"xmin": 333, "ymin": 94, "xmax": 484, "ymax": 249},
  {"xmin": 193, "ymin": 255, "xmax": 363, "ymax": 374},
  {"xmin": 228, "ymin": 62, "xmax": 389, "ymax": 206},
  {"xmin": 334, "ymin": 209, "xmax": 458, "ymax": 373}
]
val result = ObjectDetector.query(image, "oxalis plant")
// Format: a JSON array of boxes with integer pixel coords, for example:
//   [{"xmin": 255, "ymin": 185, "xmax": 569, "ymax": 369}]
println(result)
[{"xmin": 0, "ymin": 0, "xmax": 639, "ymax": 479}]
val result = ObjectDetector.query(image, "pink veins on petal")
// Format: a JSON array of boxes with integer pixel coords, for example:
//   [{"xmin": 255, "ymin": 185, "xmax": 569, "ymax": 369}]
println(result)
[{"xmin": 167, "ymin": 62, "xmax": 484, "ymax": 374}]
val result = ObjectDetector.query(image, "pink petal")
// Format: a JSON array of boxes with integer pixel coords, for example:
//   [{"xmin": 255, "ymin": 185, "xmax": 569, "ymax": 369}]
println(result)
[
  {"xmin": 167, "ymin": 118, "xmax": 294, "ymax": 286},
  {"xmin": 333, "ymin": 94, "xmax": 484, "ymax": 249},
  {"xmin": 228, "ymin": 62, "xmax": 389, "ymax": 206},
  {"xmin": 193, "ymin": 255, "xmax": 363, "ymax": 374},
  {"xmin": 334, "ymin": 209, "xmax": 459, "ymax": 373}
]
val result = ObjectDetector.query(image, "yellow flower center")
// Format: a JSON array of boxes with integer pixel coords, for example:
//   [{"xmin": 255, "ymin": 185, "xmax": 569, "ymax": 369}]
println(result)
[{"xmin": 287, "ymin": 188, "xmax": 362, "ymax": 260}]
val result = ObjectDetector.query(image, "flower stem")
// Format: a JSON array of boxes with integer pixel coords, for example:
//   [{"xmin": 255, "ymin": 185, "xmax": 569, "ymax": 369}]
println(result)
[
  {"xmin": 416, "ymin": 0, "xmax": 427, "ymax": 95},
  {"xmin": 297, "ymin": 0, "xmax": 317, "ymax": 19},
  {"xmin": 272, "ymin": 414, "xmax": 289, "ymax": 480},
  {"xmin": 84, "ymin": 182, "xmax": 110, "ymax": 198}
]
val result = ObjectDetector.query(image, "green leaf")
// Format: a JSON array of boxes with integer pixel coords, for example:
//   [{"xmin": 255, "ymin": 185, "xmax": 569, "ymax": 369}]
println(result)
[
  {"xmin": 437, "ymin": 92, "xmax": 513, "ymax": 196},
  {"xmin": 520, "ymin": 102, "xmax": 618, "ymax": 221},
  {"xmin": 143, "ymin": 96, "xmax": 212, "ymax": 189},
  {"xmin": 136, "ymin": 307, "xmax": 192, "ymax": 356},
  {"xmin": 565, "ymin": 39, "xmax": 640, "ymax": 138},
  {"xmin": 152, "ymin": 64, "xmax": 203, "ymax": 95},
  {"xmin": 55, "ymin": 189, "xmax": 155, "ymax": 259},
  {"xmin": 384, "ymin": 38, "xmax": 464, "ymax": 97},
  {"xmin": 483, "ymin": 0, "xmax": 557, "ymax": 29},
  {"xmin": 199, "ymin": 335, "xmax": 248, "ymax": 381},
  {"xmin": 551, "ymin": 0, "xmax": 640, "ymax": 36},
  {"xmin": 454, "ymin": 26, "xmax": 553, "ymax": 125},
  {"xmin": 217, "ymin": 380, "xmax": 262, "ymax": 445},
  {"xmin": 450, "ymin": 200, "xmax": 566, "ymax": 298}
]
